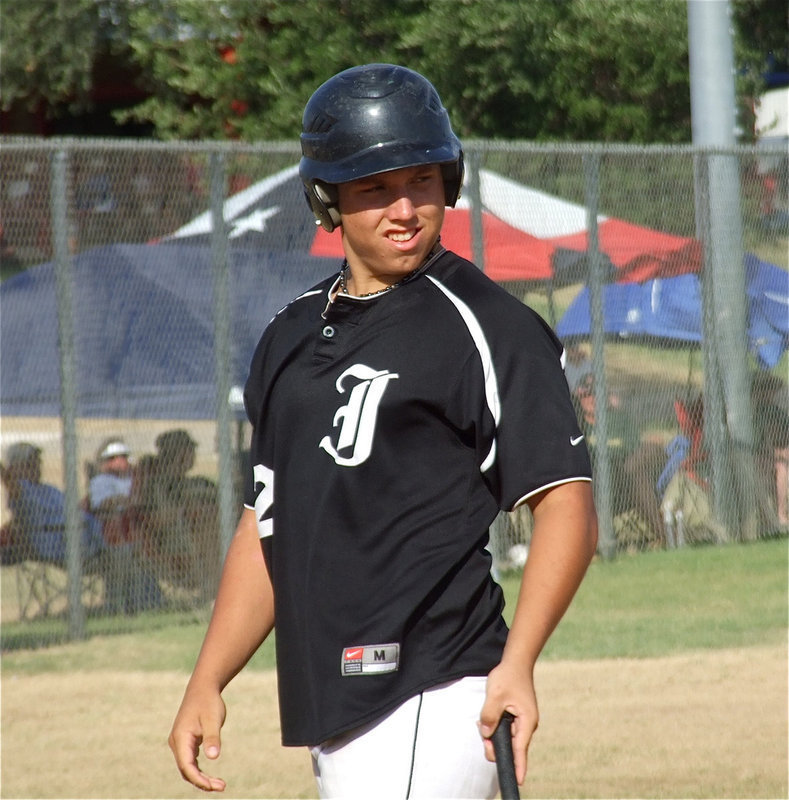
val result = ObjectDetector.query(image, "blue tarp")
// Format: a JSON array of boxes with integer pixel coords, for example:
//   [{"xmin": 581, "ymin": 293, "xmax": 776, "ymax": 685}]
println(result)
[
  {"xmin": 555, "ymin": 253, "xmax": 789, "ymax": 368},
  {"xmin": 0, "ymin": 243, "xmax": 336, "ymax": 418},
  {"xmin": 1, "ymin": 163, "xmax": 339, "ymax": 419},
  {"xmin": 4, "ymin": 155, "xmax": 784, "ymax": 419}
]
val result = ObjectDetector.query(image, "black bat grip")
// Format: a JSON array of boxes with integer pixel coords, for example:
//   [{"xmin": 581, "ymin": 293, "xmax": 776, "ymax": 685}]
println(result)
[{"xmin": 492, "ymin": 711, "xmax": 520, "ymax": 800}]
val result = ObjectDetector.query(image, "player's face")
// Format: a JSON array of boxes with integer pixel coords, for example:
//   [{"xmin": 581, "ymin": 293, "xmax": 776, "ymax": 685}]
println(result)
[{"xmin": 337, "ymin": 164, "xmax": 445, "ymax": 294}]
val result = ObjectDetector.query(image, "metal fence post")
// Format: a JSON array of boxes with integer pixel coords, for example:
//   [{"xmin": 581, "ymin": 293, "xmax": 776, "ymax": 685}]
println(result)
[
  {"xmin": 50, "ymin": 147, "xmax": 86, "ymax": 639},
  {"xmin": 209, "ymin": 151, "xmax": 236, "ymax": 559},
  {"xmin": 688, "ymin": 0, "xmax": 758, "ymax": 539},
  {"xmin": 583, "ymin": 152, "xmax": 615, "ymax": 559},
  {"xmin": 694, "ymin": 151, "xmax": 733, "ymax": 538},
  {"xmin": 467, "ymin": 149, "xmax": 485, "ymax": 272},
  {"xmin": 707, "ymin": 150, "xmax": 759, "ymax": 539}
]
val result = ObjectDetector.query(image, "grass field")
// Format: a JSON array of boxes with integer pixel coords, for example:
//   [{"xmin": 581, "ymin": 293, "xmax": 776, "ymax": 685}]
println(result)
[
  {"xmin": 538, "ymin": 537, "xmax": 789, "ymax": 659},
  {"xmin": 2, "ymin": 538, "xmax": 787, "ymax": 799},
  {"xmin": 3, "ymin": 537, "xmax": 786, "ymax": 670}
]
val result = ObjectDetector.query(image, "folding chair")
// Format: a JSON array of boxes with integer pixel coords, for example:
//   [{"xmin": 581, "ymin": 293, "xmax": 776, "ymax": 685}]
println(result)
[
  {"xmin": 658, "ymin": 398, "xmax": 726, "ymax": 546},
  {"xmin": 13, "ymin": 528, "xmax": 106, "ymax": 620}
]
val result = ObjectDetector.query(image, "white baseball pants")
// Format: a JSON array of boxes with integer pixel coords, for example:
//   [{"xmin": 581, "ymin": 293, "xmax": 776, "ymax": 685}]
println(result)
[{"xmin": 310, "ymin": 675, "xmax": 499, "ymax": 799}]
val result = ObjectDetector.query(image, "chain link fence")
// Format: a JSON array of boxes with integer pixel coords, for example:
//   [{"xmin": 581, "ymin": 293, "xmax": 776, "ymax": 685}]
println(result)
[{"xmin": 1, "ymin": 138, "xmax": 787, "ymax": 642}]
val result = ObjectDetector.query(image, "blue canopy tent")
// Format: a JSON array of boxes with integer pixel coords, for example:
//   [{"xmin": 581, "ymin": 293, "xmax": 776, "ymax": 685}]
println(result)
[
  {"xmin": 0, "ymin": 162, "xmax": 745, "ymax": 420},
  {"xmin": 0, "ymin": 244, "xmax": 335, "ymax": 419},
  {"xmin": 556, "ymin": 253, "xmax": 789, "ymax": 369},
  {"xmin": 0, "ymin": 165, "xmax": 341, "ymax": 420}
]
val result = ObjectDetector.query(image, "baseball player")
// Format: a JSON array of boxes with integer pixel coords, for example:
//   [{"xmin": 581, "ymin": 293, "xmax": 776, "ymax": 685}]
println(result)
[{"xmin": 169, "ymin": 63, "xmax": 598, "ymax": 798}]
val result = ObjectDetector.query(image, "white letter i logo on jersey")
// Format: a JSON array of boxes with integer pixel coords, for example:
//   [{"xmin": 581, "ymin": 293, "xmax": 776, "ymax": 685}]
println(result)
[{"xmin": 319, "ymin": 364, "xmax": 398, "ymax": 467}]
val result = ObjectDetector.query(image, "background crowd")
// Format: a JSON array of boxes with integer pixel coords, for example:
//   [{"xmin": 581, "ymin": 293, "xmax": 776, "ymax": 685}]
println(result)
[{"xmin": 1, "ymin": 428, "xmax": 222, "ymax": 615}]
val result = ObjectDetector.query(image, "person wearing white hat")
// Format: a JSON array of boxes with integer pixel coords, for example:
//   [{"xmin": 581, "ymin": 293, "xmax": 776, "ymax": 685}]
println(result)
[
  {"xmin": 88, "ymin": 436, "xmax": 162, "ymax": 614},
  {"xmin": 89, "ymin": 437, "xmax": 133, "ymax": 520}
]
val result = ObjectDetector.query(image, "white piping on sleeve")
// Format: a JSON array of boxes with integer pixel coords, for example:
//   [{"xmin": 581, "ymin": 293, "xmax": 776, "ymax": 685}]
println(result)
[{"xmin": 511, "ymin": 476, "xmax": 593, "ymax": 510}]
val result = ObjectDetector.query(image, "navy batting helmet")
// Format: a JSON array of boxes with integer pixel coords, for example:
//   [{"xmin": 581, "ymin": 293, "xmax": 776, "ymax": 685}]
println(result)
[{"xmin": 299, "ymin": 63, "xmax": 464, "ymax": 232}]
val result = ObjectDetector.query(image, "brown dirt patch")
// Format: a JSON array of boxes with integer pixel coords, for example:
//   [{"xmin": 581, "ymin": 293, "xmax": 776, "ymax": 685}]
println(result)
[{"xmin": 2, "ymin": 643, "xmax": 786, "ymax": 799}]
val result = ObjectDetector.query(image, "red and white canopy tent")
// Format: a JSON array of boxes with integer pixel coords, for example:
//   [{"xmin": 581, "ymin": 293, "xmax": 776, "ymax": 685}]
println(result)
[
  {"xmin": 167, "ymin": 164, "xmax": 702, "ymax": 294},
  {"xmin": 310, "ymin": 167, "xmax": 702, "ymax": 288},
  {"xmin": 166, "ymin": 164, "xmax": 704, "ymax": 326}
]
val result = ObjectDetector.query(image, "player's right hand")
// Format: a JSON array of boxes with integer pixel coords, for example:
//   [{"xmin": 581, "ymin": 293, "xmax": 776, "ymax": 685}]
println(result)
[
  {"xmin": 168, "ymin": 684, "xmax": 228, "ymax": 792},
  {"xmin": 479, "ymin": 660, "xmax": 538, "ymax": 786}
]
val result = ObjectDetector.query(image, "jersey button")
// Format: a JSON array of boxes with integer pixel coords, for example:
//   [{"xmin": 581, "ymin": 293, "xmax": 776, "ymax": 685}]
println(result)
[{"xmin": 322, "ymin": 325, "xmax": 336, "ymax": 339}]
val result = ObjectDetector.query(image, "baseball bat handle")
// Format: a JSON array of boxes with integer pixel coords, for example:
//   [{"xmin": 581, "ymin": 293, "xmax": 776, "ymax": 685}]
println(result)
[{"xmin": 492, "ymin": 711, "xmax": 520, "ymax": 800}]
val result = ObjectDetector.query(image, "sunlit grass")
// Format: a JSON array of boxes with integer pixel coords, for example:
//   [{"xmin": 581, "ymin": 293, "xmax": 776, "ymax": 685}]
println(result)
[{"xmin": 3, "ymin": 537, "xmax": 786, "ymax": 675}]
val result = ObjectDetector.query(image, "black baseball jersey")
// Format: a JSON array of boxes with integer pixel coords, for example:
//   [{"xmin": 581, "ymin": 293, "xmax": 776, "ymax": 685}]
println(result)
[{"xmin": 243, "ymin": 247, "xmax": 592, "ymax": 747}]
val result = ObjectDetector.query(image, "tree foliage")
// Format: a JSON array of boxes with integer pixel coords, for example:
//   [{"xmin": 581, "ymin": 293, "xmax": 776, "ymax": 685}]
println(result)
[
  {"xmin": 1, "ymin": 0, "xmax": 783, "ymax": 143},
  {"xmin": 0, "ymin": 0, "xmax": 134, "ymax": 117},
  {"xmin": 114, "ymin": 0, "xmax": 425, "ymax": 139},
  {"xmin": 400, "ymin": 0, "xmax": 564, "ymax": 138},
  {"xmin": 542, "ymin": 0, "xmax": 692, "ymax": 142},
  {"xmin": 730, "ymin": 0, "xmax": 789, "ymax": 139}
]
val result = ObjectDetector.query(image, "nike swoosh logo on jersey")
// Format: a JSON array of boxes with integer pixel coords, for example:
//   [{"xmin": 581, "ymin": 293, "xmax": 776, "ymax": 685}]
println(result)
[
  {"xmin": 344, "ymin": 648, "xmax": 364, "ymax": 660},
  {"xmin": 570, "ymin": 435, "xmax": 585, "ymax": 446}
]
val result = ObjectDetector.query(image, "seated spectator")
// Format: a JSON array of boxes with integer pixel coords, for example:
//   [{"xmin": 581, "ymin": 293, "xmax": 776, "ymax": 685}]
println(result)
[
  {"xmin": 1, "ymin": 442, "xmax": 105, "ymax": 564},
  {"xmin": 656, "ymin": 395, "xmax": 707, "ymax": 497},
  {"xmin": 751, "ymin": 373, "xmax": 789, "ymax": 530},
  {"xmin": 88, "ymin": 437, "xmax": 163, "ymax": 614},
  {"xmin": 659, "ymin": 379, "xmax": 788, "ymax": 542},
  {"xmin": 572, "ymin": 373, "xmax": 639, "ymax": 512},
  {"xmin": 564, "ymin": 341, "xmax": 593, "ymax": 394},
  {"xmin": 132, "ymin": 429, "xmax": 220, "ymax": 600},
  {"xmin": 572, "ymin": 374, "xmax": 666, "ymax": 547},
  {"xmin": 0, "ymin": 440, "xmax": 130, "ymax": 611},
  {"xmin": 658, "ymin": 395, "xmax": 727, "ymax": 545},
  {"xmin": 89, "ymin": 438, "xmax": 133, "ymax": 544}
]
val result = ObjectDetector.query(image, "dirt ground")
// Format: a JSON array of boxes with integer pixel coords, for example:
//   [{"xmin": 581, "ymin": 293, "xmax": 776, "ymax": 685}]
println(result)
[{"xmin": 1, "ymin": 641, "xmax": 786, "ymax": 800}]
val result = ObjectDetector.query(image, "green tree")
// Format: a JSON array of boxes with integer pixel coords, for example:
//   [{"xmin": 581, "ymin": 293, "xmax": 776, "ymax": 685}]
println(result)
[
  {"xmin": 400, "ymin": 0, "xmax": 693, "ymax": 142},
  {"xmin": 731, "ymin": 0, "xmax": 789, "ymax": 141},
  {"xmin": 110, "ymin": 0, "xmax": 697, "ymax": 143},
  {"xmin": 1, "ymin": 0, "xmax": 783, "ymax": 143},
  {"xmin": 543, "ymin": 0, "xmax": 692, "ymax": 142},
  {"xmin": 0, "ymin": 0, "xmax": 136, "ymax": 118},
  {"xmin": 117, "ymin": 0, "xmax": 425, "ymax": 139},
  {"xmin": 402, "ymin": 0, "xmax": 564, "ymax": 138},
  {"xmin": 118, "ymin": 0, "xmax": 694, "ymax": 142}
]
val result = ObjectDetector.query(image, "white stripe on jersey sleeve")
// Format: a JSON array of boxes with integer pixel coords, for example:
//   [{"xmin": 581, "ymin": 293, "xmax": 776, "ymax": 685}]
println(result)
[
  {"xmin": 426, "ymin": 275, "xmax": 500, "ymax": 472},
  {"xmin": 512, "ymin": 475, "xmax": 593, "ymax": 510}
]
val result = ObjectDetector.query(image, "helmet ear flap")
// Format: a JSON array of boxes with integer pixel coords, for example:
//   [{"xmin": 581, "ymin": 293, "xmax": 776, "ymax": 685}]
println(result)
[
  {"xmin": 442, "ymin": 151, "xmax": 465, "ymax": 207},
  {"xmin": 305, "ymin": 181, "xmax": 341, "ymax": 232}
]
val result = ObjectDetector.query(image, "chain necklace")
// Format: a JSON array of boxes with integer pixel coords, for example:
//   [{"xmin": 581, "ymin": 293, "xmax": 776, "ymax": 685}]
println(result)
[
  {"xmin": 338, "ymin": 261, "xmax": 422, "ymax": 298},
  {"xmin": 322, "ymin": 241, "xmax": 445, "ymax": 318}
]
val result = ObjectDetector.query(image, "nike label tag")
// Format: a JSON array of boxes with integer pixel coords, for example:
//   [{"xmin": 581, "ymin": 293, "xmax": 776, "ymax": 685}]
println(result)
[{"xmin": 341, "ymin": 643, "xmax": 400, "ymax": 676}]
